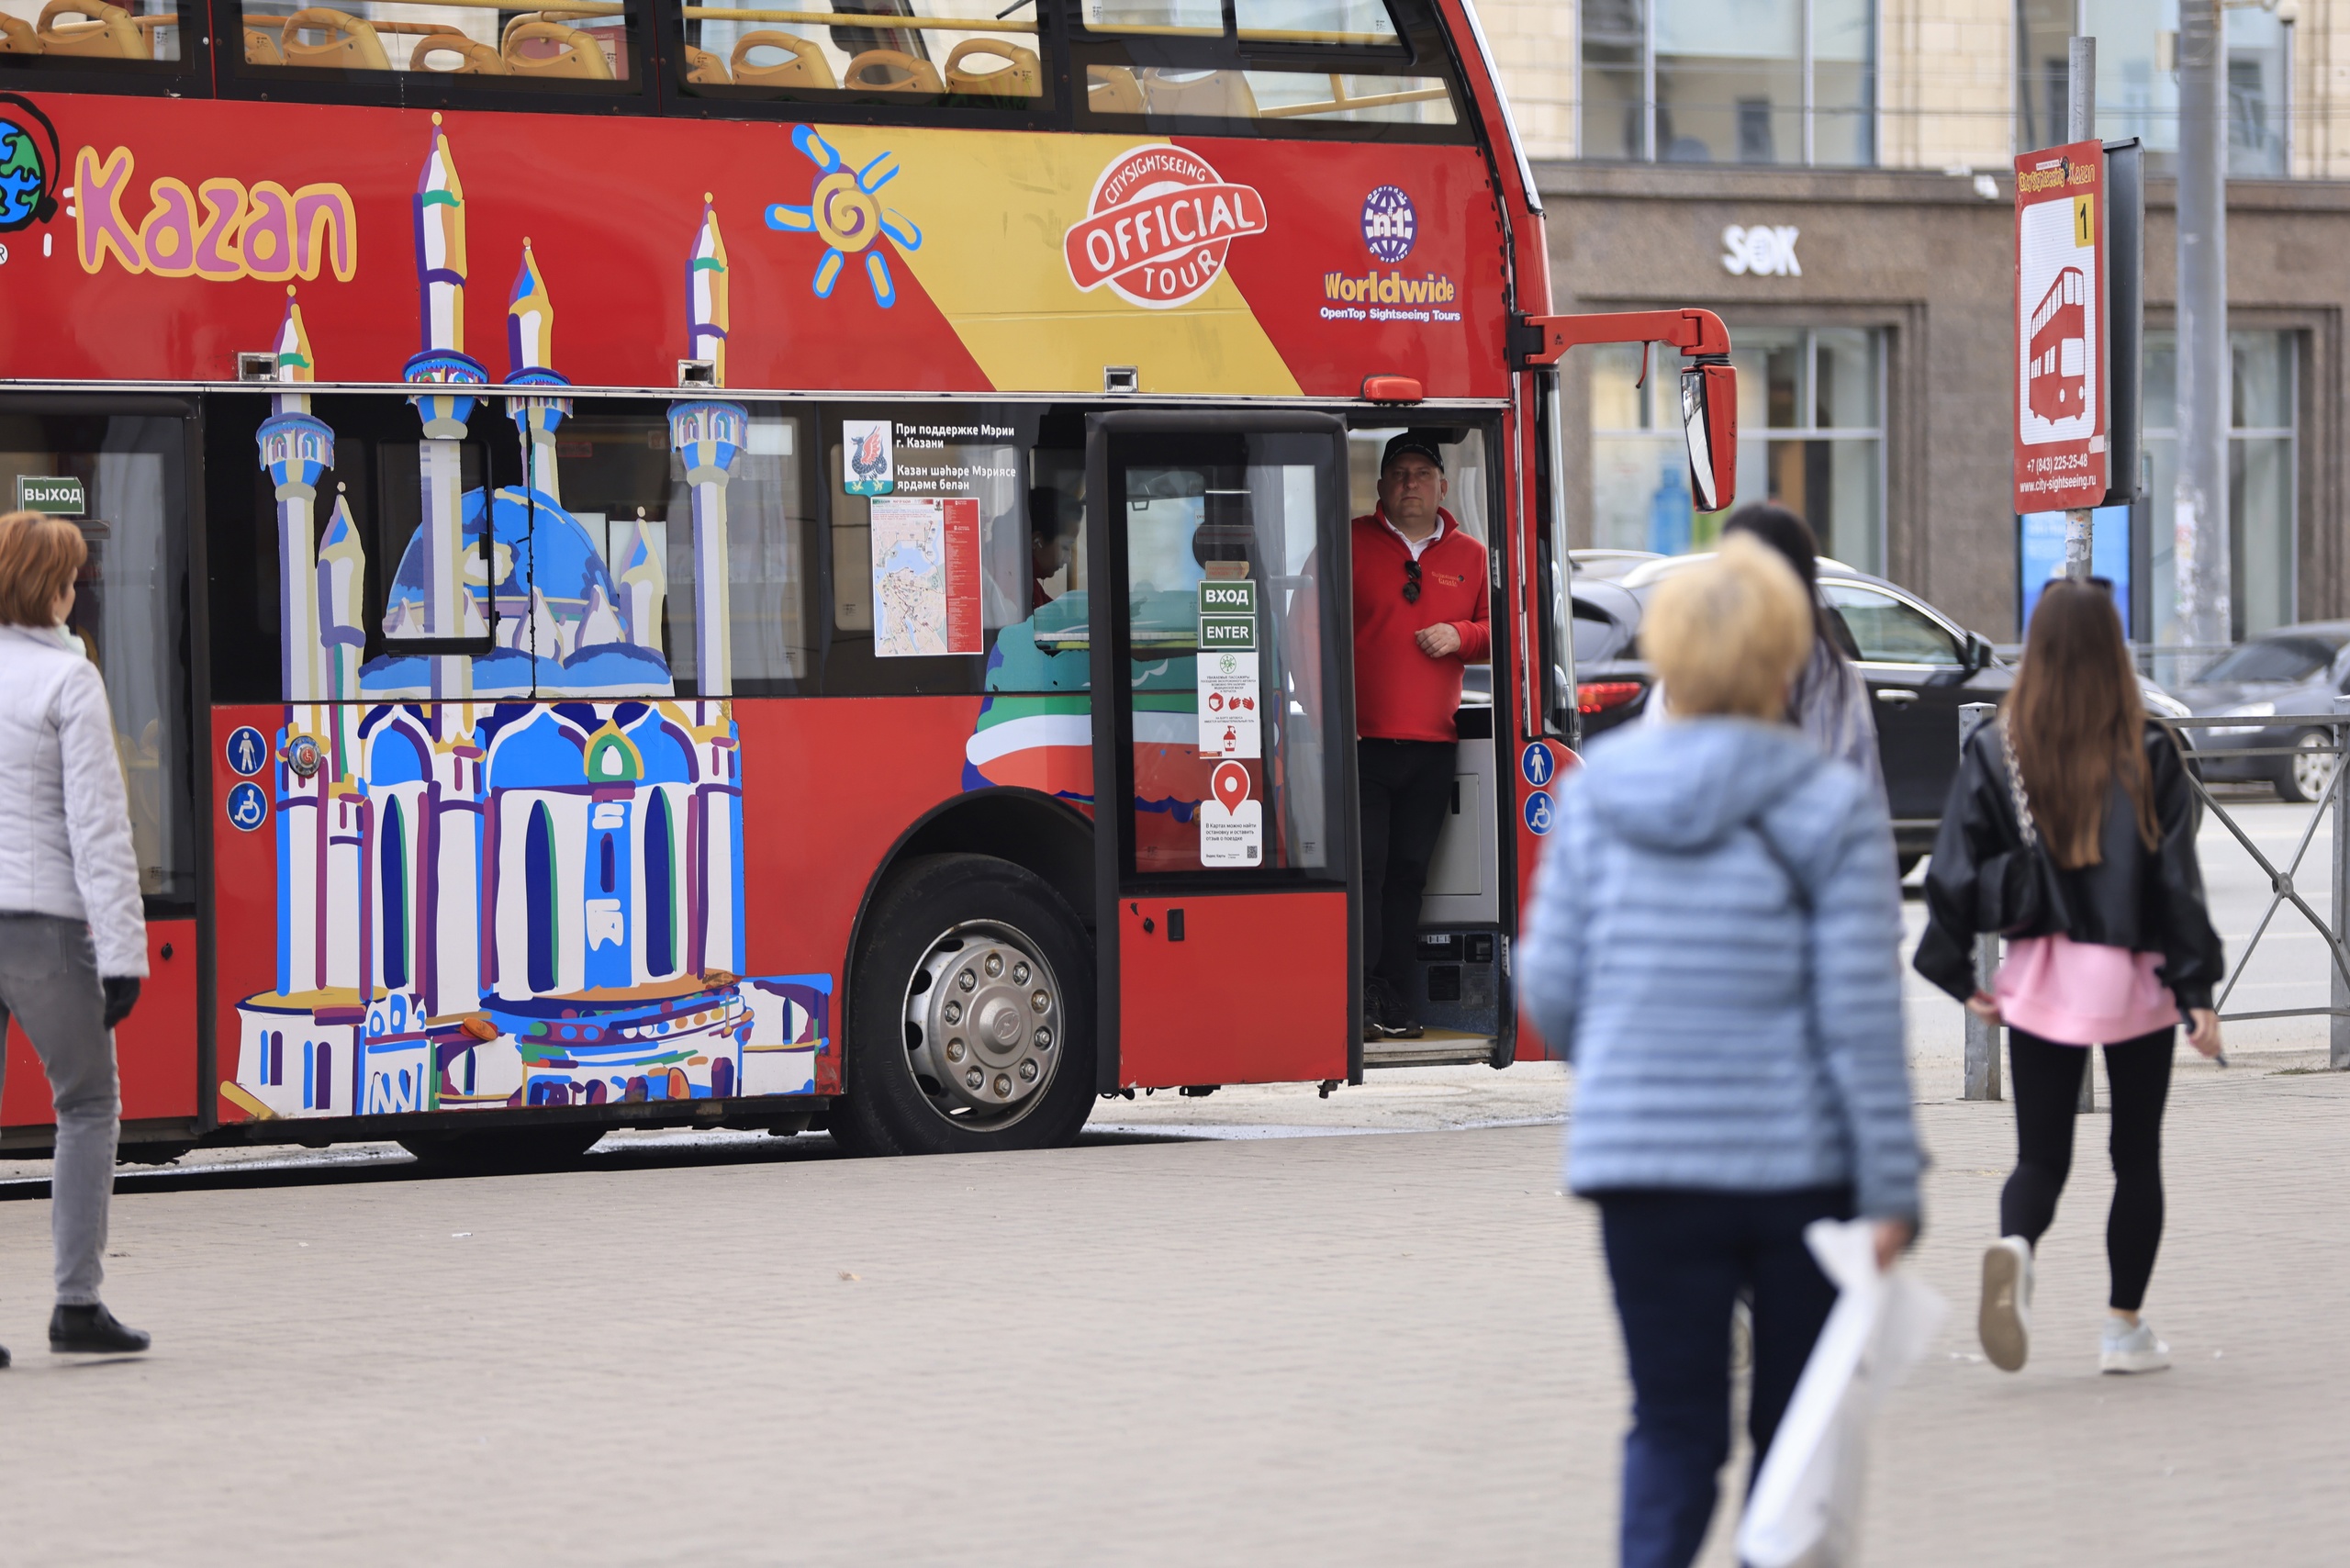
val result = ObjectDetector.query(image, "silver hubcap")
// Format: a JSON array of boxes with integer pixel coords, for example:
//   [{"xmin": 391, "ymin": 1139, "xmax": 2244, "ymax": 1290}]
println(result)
[
  {"xmin": 903, "ymin": 921, "xmax": 1062, "ymax": 1130},
  {"xmin": 2296, "ymin": 738, "xmax": 2336, "ymax": 798}
]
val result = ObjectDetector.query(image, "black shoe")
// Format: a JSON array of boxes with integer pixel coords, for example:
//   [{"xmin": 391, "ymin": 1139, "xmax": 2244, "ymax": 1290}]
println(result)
[
  {"xmin": 0, "ymin": 1343, "xmax": 10, "ymax": 1368},
  {"xmin": 49, "ymin": 1303, "xmax": 150, "ymax": 1354},
  {"xmin": 1367, "ymin": 979, "xmax": 1426, "ymax": 1041}
]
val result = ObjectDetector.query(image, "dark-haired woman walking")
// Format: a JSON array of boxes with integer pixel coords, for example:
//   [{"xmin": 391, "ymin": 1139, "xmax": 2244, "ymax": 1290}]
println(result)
[
  {"xmin": 1718, "ymin": 504, "xmax": 1882, "ymax": 797},
  {"xmin": 1915, "ymin": 580, "xmax": 2222, "ymax": 1374}
]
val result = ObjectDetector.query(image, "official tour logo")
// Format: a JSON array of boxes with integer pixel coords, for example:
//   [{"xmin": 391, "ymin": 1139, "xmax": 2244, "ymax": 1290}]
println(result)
[
  {"xmin": 1360, "ymin": 185, "xmax": 1415, "ymax": 263},
  {"xmin": 1063, "ymin": 144, "xmax": 1267, "ymax": 310}
]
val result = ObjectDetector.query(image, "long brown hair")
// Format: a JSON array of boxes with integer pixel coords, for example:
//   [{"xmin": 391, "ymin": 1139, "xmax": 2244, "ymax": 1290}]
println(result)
[{"xmin": 2006, "ymin": 580, "xmax": 2160, "ymax": 868}]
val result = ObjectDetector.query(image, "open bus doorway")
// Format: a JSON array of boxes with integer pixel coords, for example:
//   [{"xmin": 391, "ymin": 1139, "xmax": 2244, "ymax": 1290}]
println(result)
[{"xmin": 1345, "ymin": 421, "xmax": 1506, "ymax": 1069}]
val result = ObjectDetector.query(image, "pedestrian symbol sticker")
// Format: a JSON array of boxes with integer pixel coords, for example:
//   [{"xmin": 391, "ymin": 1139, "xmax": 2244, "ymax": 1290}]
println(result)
[
  {"xmin": 1520, "ymin": 742, "xmax": 1555, "ymax": 788},
  {"xmin": 1523, "ymin": 790, "xmax": 1555, "ymax": 836},
  {"xmin": 226, "ymin": 726, "xmax": 269, "ymax": 778},
  {"xmin": 226, "ymin": 780, "xmax": 270, "ymax": 833},
  {"xmin": 1201, "ymin": 760, "xmax": 1262, "ymax": 866}
]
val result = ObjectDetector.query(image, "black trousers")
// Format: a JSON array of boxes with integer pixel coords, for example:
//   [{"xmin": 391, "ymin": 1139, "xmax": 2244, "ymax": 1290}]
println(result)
[
  {"xmin": 2003, "ymin": 1027, "xmax": 2175, "ymax": 1312},
  {"xmin": 1358, "ymin": 737, "xmax": 1455, "ymax": 999},
  {"xmin": 1597, "ymin": 1186, "xmax": 1852, "ymax": 1568}
]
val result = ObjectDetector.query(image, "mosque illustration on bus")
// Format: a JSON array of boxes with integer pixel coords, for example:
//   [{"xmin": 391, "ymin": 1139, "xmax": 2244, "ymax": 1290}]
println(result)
[{"xmin": 225, "ymin": 117, "xmax": 828, "ymax": 1125}]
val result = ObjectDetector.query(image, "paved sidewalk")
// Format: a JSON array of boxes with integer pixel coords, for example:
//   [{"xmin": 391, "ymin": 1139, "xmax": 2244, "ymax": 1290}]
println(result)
[{"xmin": 0, "ymin": 1059, "xmax": 2343, "ymax": 1565}]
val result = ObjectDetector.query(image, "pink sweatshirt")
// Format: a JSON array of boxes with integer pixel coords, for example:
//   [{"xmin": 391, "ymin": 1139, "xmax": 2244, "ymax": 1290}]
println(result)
[{"xmin": 1995, "ymin": 934, "xmax": 2182, "ymax": 1046}]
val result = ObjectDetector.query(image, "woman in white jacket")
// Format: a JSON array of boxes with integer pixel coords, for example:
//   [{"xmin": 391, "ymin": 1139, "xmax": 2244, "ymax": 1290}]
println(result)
[{"xmin": 0, "ymin": 510, "xmax": 151, "ymax": 1360}]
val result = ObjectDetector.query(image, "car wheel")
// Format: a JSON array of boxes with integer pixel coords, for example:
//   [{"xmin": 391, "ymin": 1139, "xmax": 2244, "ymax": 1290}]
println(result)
[
  {"xmin": 829, "ymin": 854, "xmax": 1096, "ymax": 1158},
  {"xmin": 2277, "ymin": 730, "xmax": 2338, "ymax": 804}
]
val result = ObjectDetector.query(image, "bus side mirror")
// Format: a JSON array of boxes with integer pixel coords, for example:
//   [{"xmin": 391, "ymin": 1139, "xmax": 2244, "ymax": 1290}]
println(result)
[{"xmin": 1680, "ymin": 359, "xmax": 1738, "ymax": 514}]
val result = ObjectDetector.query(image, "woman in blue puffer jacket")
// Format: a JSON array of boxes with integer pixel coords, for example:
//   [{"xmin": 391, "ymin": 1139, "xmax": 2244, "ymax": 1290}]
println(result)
[{"xmin": 1520, "ymin": 535, "xmax": 1920, "ymax": 1568}]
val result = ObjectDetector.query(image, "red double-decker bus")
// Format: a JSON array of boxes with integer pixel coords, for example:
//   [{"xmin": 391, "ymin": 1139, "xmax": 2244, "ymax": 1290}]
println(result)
[
  {"xmin": 0, "ymin": 0, "xmax": 1728, "ymax": 1160},
  {"xmin": 2028, "ymin": 265, "xmax": 2087, "ymax": 423}
]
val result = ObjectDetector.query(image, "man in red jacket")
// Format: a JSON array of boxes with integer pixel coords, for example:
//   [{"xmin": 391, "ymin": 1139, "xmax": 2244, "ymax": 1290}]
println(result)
[{"xmin": 1353, "ymin": 431, "xmax": 1490, "ymax": 1038}]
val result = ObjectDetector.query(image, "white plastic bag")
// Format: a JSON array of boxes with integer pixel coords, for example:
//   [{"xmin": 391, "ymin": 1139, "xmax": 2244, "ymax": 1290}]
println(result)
[{"xmin": 1735, "ymin": 1217, "xmax": 1946, "ymax": 1568}]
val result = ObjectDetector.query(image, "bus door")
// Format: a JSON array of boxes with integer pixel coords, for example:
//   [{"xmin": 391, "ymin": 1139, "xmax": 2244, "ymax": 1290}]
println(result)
[
  {"xmin": 0, "ymin": 398, "xmax": 202, "ymax": 1148},
  {"xmin": 1084, "ymin": 411, "xmax": 1361, "ymax": 1090}
]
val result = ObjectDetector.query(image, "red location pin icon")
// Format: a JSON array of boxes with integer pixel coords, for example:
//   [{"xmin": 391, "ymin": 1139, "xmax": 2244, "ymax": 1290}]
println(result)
[{"xmin": 1212, "ymin": 761, "xmax": 1250, "ymax": 814}]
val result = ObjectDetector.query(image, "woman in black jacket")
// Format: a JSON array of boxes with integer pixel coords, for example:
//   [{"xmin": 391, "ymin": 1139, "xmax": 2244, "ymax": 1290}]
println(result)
[{"xmin": 1915, "ymin": 582, "xmax": 2223, "ymax": 1377}]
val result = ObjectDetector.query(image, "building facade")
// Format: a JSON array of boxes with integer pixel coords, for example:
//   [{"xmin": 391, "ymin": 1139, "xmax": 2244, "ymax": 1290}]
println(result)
[{"xmin": 1482, "ymin": 0, "xmax": 2350, "ymax": 644}]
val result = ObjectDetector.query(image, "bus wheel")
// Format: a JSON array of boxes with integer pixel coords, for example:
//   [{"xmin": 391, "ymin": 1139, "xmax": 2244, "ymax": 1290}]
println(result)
[
  {"xmin": 832, "ymin": 853, "xmax": 1094, "ymax": 1157},
  {"xmin": 398, "ymin": 1125, "xmax": 604, "ymax": 1172}
]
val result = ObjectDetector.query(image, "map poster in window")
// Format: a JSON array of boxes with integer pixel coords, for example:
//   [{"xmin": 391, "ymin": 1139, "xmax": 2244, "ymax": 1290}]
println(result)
[{"xmin": 870, "ymin": 497, "xmax": 983, "ymax": 658}]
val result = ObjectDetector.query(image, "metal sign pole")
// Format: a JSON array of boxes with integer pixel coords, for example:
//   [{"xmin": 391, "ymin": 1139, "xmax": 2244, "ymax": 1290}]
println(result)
[
  {"xmin": 2063, "ymin": 36, "xmax": 2098, "ymax": 583},
  {"xmin": 1960, "ymin": 702, "xmax": 2002, "ymax": 1101}
]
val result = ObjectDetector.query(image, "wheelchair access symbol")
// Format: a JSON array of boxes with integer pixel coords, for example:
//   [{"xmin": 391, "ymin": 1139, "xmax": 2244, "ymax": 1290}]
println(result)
[
  {"xmin": 1523, "ymin": 789, "xmax": 1556, "ymax": 836},
  {"xmin": 226, "ymin": 780, "xmax": 270, "ymax": 833},
  {"xmin": 225, "ymin": 725, "xmax": 269, "ymax": 777},
  {"xmin": 1520, "ymin": 741, "xmax": 1555, "ymax": 788}
]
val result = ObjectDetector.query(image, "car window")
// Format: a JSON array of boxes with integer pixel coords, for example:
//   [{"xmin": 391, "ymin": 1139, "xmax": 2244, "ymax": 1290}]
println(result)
[
  {"xmin": 2199, "ymin": 636, "xmax": 2332, "ymax": 685},
  {"xmin": 1821, "ymin": 583, "xmax": 1961, "ymax": 666},
  {"xmin": 1572, "ymin": 599, "xmax": 1625, "ymax": 663}
]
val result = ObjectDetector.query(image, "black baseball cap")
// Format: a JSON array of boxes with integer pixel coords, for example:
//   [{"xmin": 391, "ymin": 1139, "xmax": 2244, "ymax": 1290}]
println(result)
[{"xmin": 1380, "ymin": 431, "xmax": 1446, "ymax": 475}]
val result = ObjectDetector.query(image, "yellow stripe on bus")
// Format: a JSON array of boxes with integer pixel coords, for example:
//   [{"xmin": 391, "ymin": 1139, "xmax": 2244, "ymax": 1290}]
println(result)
[{"xmin": 802, "ymin": 127, "xmax": 1302, "ymax": 397}]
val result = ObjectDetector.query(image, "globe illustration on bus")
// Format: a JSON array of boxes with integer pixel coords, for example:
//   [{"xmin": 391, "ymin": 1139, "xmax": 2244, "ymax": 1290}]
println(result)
[{"xmin": 0, "ymin": 118, "xmax": 45, "ymax": 230}]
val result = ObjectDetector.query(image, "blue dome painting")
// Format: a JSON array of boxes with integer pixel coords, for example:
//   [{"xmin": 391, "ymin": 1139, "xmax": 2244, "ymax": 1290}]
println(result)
[{"xmin": 361, "ymin": 484, "xmax": 673, "ymax": 699}]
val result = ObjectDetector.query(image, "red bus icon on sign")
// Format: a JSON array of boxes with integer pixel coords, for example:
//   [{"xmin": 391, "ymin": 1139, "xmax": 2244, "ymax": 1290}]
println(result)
[{"xmin": 2028, "ymin": 265, "xmax": 2087, "ymax": 423}]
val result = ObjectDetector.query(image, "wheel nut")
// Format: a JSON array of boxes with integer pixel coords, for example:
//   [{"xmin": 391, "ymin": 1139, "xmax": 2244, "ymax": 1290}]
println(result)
[
  {"xmin": 1013, "ymin": 962, "xmax": 1031, "ymax": 984},
  {"xmin": 993, "ymin": 1074, "xmax": 1013, "ymax": 1098},
  {"xmin": 957, "ymin": 970, "xmax": 976, "ymax": 992},
  {"xmin": 946, "ymin": 1039, "xmax": 966, "ymax": 1062},
  {"xmin": 965, "ymin": 1068, "xmax": 984, "ymax": 1090},
  {"xmin": 1018, "ymin": 1059, "xmax": 1038, "ymax": 1082},
  {"xmin": 984, "ymin": 953, "xmax": 1003, "ymax": 978},
  {"xmin": 943, "ymin": 1001, "xmax": 962, "ymax": 1024},
  {"xmin": 1032, "ymin": 990, "xmax": 1050, "ymax": 1013},
  {"xmin": 1035, "ymin": 1026, "xmax": 1052, "ymax": 1048}
]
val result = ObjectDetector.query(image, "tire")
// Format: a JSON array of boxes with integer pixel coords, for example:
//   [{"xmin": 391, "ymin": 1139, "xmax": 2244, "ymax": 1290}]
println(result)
[
  {"xmin": 398, "ymin": 1124, "xmax": 604, "ymax": 1172},
  {"xmin": 830, "ymin": 853, "xmax": 1095, "ymax": 1158},
  {"xmin": 2276, "ymin": 730, "xmax": 2337, "ymax": 804}
]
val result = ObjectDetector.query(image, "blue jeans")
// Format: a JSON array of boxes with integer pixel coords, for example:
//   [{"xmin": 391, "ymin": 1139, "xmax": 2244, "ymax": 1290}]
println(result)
[{"xmin": 1596, "ymin": 1187, "xmax": 1852, "ymax": 1568}]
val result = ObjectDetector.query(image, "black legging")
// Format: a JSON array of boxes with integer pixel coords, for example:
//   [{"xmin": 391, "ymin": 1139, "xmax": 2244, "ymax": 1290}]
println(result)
[{"xmin": 2002, "ymin": 1027, "xmax": 2175, "ymax": 1312}]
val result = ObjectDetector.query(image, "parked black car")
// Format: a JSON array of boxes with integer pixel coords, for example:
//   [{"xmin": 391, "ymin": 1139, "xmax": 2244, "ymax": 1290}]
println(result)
[
  {"xmin": 1570, "ymin": 555, "xmax": 2192, "ymax": 869},
  {"xmin": 2165, "ymin": 622, "xmax": 2350, "ymax": 801}
]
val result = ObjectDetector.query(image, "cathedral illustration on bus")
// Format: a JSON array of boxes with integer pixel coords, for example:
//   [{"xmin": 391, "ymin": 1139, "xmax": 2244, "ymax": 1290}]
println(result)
[{"xmin": 224, "ymin": 118, "xmax": 828, "ymax": 1125}]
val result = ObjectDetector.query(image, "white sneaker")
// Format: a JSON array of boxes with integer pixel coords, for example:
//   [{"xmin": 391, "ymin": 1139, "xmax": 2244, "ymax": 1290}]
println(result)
[
  {"xmin": 1979, "ymin": 1236, "xmax": 2034, "ymax": 1372},
  {"xmin": 2101, "ymin": 1317, "xmax": 2172, "ymax": 1374}
]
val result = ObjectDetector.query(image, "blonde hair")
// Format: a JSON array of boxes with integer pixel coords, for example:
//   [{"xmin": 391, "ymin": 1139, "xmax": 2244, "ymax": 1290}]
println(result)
[
  {"xmin": 1645, "ymin": 534, "xmax": 1814, "ymax": 720},
  {"xmin": 0, "ymin": 510, "xmax": 86, "ymax": 628}
]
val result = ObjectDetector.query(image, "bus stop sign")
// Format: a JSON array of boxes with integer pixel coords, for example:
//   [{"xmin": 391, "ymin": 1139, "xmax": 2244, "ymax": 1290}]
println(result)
[{"xmin": 2013, "ymin": 139, "xmax": 2109, "ymax": 512}]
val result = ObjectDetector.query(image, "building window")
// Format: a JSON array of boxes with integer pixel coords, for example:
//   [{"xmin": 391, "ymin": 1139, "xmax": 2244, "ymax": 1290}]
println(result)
[
  {"xmin": 1589, "ymin": 325, "xmax": 1885, "ymax": 573},
  {"xmin": 1579, "ymin": 0, "xmax": 1875, "ymax": 165},
  {"xmin": 2016, "ymin": 2, "xmax": 2288, "ymax": 178},
  {"xmin": 2143, "ymin": 329, "xmax": 2298, "ymax": 644}
]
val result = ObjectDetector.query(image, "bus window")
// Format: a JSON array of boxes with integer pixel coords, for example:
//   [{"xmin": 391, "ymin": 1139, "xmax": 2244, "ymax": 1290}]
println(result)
[
  {"xmin": 0, "ymin": 0, "xmax": 185, "ymax": 68},
  {"xmin": 0, "ymin": 407, "xmax": 196, "ymax": 913},
  {"xmin": 1076, "ymin": 0, "xmax": 1461, "ymax": 133},
  {"xmin": 822, "ymin": 405, "xmax": 1040, "ymax": 695},
  {"xmin": 232, "ymin": 0, "xmax": 638, "ymax": 88},
  {"xmin": 675, "ymin": 0, "xmax": 1050, "ymax": 107},
  {"xmin": 550, "ymin": 404, "xmax": 815, "ymax": 697}
]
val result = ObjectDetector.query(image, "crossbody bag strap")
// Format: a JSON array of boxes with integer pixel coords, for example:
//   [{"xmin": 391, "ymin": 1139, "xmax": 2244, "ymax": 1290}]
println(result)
[{"xmin": 1998, "ymin": 716, "xmax": 2041, "ymax": 853}]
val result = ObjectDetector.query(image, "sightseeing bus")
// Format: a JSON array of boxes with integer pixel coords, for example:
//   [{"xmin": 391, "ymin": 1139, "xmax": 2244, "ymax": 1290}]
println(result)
[
  {"xmin": 0, "ymin": 0, "xmax": 1732, "ymax": 1160},
  {"xmin": 2028, "ymin": 265, "xmax": 2087, "ymax": 423}
]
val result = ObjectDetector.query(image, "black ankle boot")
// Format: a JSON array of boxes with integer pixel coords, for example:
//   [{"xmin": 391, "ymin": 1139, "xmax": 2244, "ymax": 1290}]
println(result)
[
  {"xmin": 50, "ymin": 1303, "xmax": 150, "ymax": 1354},
  {"xmin": 0, "ymin": 1342, "xmax": 10, "ymax": 1368}
]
